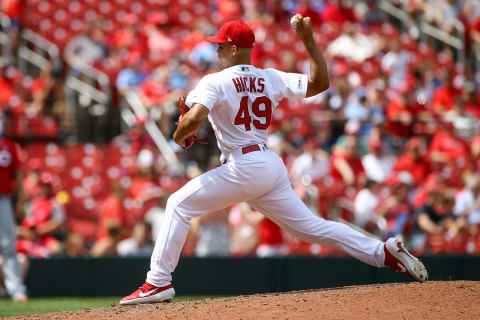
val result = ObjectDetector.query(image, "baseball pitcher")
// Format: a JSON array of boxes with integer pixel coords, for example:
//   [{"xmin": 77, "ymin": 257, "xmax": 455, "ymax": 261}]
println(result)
[{"xmin": 121, "ymin": 15, "xmax": 428, "ymax": 305}]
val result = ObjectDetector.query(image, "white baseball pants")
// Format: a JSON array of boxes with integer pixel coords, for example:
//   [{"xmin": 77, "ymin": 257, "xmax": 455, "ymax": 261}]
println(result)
[{"xmin": 147, "ymin": 148, "xmax": 385, "ymax": 287}]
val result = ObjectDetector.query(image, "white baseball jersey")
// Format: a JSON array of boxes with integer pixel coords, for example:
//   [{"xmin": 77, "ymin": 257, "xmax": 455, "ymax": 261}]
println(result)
[{"xmin": 185, "ymin": 65, "xmax": 308, "ymax": 154}]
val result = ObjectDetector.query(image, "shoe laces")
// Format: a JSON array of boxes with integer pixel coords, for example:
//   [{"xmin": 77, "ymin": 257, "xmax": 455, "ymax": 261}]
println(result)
[{"xmin": 140, "ymin": 282, "xmax": 155, "ymax": 292}]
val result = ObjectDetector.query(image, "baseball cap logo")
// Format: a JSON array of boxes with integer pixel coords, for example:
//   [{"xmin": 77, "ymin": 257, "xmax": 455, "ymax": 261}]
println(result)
[{"xmin": 228, "ymin": 37, "xmax": 232, "ymax": 42}]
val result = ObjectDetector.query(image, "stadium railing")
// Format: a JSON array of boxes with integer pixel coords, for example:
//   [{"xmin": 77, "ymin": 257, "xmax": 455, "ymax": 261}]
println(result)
[
  {"xmin": 0, "ymin": 12, "xmax": 12, "ymax": 66},
  {"xmin": 124, "ymin": 91, "xmax": 182, "ymax": 174},
  {"xmin": 18, "ymin": 29, "xmax": 62, "ymax": 76},
  {"xmin": 379, "ymin": 0, "xmax": 466, "ymax": 66}
]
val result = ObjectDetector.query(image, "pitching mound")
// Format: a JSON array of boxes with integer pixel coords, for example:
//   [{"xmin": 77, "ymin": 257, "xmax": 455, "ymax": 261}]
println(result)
[{"xmin": 11, "ymin": 281, "xmax": 480, "ymax": 320}]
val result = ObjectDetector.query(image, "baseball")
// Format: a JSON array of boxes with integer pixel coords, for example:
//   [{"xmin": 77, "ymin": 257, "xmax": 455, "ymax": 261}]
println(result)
[{"xmin": 290, "ymin": 14, "xmax": 302, "ymax": 30}]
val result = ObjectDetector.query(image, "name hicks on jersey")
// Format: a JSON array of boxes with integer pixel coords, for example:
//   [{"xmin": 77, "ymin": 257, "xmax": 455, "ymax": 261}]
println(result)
[{"xmin": 232, "ymin": 77, "xmax": 265, "ymax": 94}]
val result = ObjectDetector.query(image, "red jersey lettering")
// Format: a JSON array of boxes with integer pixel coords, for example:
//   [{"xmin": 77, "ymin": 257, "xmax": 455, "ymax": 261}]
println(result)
[
  {"xmin": 257, "ymin": 78, "xmax": 265, "ymax": 93},
  {"xmin": 232, "ymin": 78, "xmax": 243, "ymax": 93}
]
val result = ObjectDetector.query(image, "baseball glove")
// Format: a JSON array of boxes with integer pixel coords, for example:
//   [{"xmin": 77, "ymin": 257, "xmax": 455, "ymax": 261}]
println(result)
[{"xmin": 177, "ymin": 96, "xmax": 207, "ymax": 149}]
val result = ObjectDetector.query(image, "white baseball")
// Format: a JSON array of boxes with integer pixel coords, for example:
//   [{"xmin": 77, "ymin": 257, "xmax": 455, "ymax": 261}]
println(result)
[{"xmin": 290, "ymin": 15, "xmax": 301, "ymax": 30}]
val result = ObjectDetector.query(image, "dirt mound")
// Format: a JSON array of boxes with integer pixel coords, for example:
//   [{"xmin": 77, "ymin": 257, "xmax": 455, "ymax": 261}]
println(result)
[{"xmin": 11, "ymin": 281, "xmax": 480, "ymax": 320}]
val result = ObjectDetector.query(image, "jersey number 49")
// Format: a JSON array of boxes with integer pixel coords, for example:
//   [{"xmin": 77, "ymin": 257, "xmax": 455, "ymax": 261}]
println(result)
[{"xmin": 234, "ymin": 96, "xmax": 272, "ymax": 131}]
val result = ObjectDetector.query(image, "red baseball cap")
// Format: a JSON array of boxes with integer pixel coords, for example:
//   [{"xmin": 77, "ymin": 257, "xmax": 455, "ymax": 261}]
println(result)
[{"xmin": 206, "ymin": 20, "xmax": 255, "ymax": 48}]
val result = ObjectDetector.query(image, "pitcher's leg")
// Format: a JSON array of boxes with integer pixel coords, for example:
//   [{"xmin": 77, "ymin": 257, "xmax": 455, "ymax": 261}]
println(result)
[
  {"xmin": 146, "ymin": 167, "xmax": 256, "ymax": 287},
  {"xmin": 249, "ymin": 185, "xmax": 385, "ymax": 267}
]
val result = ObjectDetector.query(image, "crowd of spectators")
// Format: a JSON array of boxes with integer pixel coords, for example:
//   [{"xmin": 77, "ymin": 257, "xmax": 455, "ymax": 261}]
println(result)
[{"xmin": 0, "ymin": 0, "xmax": 480, "ymax": 278}]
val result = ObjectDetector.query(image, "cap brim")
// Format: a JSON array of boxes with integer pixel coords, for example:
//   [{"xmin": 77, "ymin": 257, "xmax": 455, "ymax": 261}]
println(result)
[{"xmin": 205, "ymin": 35, "xmax": 227, "ymax": 44}]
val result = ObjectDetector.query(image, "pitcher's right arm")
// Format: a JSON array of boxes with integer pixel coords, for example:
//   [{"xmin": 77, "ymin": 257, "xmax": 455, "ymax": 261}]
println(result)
[{"xmin": 291, "ymin": 14, "xmax": 330, "ymax": 97}]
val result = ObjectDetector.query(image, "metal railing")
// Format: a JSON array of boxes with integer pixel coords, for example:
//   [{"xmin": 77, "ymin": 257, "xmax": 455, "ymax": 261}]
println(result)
[
  {"xmin": 378, "ymin": 0, "xmax": 410, "ymax": 30},
  {"xmin": 419, "ymin": 20, "xmax": 466, "ymax": 66},
  {"xmin": 0, "ymin": 12, "xmax": 12, "ymax": 66},
  {"xmin": 379, "ymin": 0, "xmax": 466, "ymax": 66},
  {"xmin": 124, "ymin": 91, "xmax": 182, "ymax": 174},
  {"xmin": 64, "ymin": 62, "xmax": 111, "ymax": 140},
  {"xmin": 18, "ymin": 29, "xmax": 61, "ymax": 75}
]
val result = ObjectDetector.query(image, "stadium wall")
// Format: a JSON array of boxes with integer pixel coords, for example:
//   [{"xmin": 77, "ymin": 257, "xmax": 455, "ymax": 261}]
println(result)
[{"xmin": 25, "ymin": 256, "xmax": 480, "ymax": 297}]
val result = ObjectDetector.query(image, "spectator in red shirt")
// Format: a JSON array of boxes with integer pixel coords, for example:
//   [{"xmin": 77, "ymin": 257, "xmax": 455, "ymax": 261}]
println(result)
[
  {"xmin": 90, "ymin": 181, "xmax": 126, "ymax": 257},
  {"xmin": 431, "ymin": 71, "xmax": 456, "ymax": 115},
  {"xmin": 0, "ymin": 66, "xmax": 16, "ymax": 108},
  {"xmin": 145, "ymin": 12, "xmax": 178, "ymax": 63},
  {"xmin": 256, "ymin": 218, "xmax": 285, "ymax": 257},
  {"xmin": 428, "ymin": 120, "xmax": 469, "ymax": 164},
  {"xmin": 16, "ymin": 174, "xmax": 65, "ymax": 258},
  {"xmin": 293, "ymin": 0, "xmax": 323, "ymax": 25},
  {"xmin": 394, "ymin": 137, "xmax": 431, "ymax": 187},
  {"xmin": 385, "ymin": 89, "xmax": 426, "ymax": 138},
  {"xmin": 331, "ymin": 135, "xmax": 365, "ymax": 186},
  {"xmin": 321, "ymin": 0, "xmax": 357, "ymax": 26}
]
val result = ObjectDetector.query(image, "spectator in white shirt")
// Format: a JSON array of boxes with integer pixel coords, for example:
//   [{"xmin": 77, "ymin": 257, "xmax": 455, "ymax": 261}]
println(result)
[
  {"xmin": 454, "ymin": 174, "xmax": 480, "ymax": 227},
  {"xmin": 354, "ymin": 179, "xmax": 385, "ymax": 235},
  {"xmin": 290, "ymin": 139, "xmax": 330, "ymax": 184},
  {"xmin": 362, "ymin": 138, "xmax": 395, "ymax": 183},
  {"xmin": 117, "ymin": 222, "xmax": 153, "ymax": 257}
]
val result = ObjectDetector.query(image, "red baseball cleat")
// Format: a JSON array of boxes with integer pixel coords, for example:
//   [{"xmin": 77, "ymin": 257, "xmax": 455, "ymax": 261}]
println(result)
[
  {"xmin": 120, "ymin": 282, "xmax": 175, "ymax": 305},
  {"xmin": 384, "ymin": 237, "xmax": 428, "ymax": 282}
]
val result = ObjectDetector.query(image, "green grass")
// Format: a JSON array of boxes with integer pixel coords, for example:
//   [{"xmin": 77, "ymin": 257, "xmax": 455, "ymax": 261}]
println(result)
[{"xmin": 0, "ymin": 296, "xmax": 208, "ymax": 318}]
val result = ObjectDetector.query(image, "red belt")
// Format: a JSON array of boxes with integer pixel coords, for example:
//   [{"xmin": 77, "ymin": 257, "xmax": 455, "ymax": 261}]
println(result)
[{"xmin": 241, "ymin": 144, "xmax": 261, "ymax": 154}]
